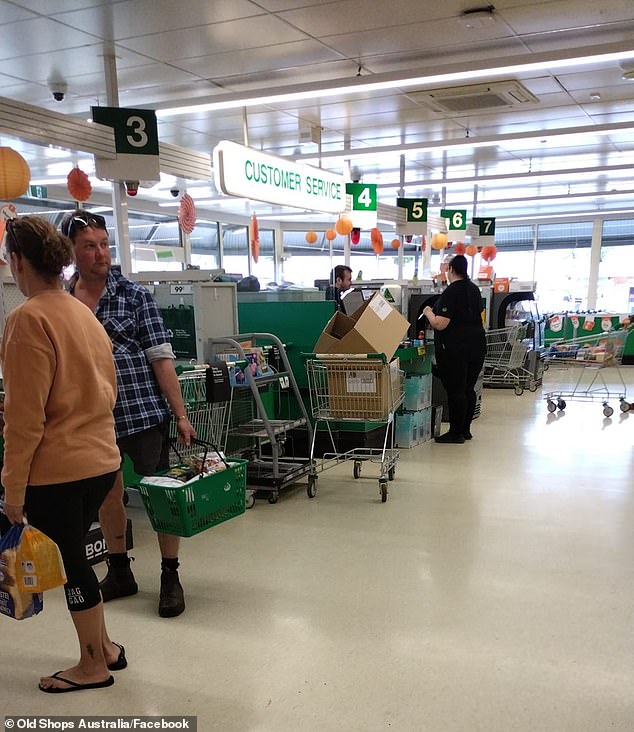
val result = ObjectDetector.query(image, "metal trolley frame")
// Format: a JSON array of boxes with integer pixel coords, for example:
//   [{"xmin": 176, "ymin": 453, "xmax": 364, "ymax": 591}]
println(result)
[
  {"xmin": 543, "ymin": 329, "xmax": 631, "ymax": 416},
  {"xmin": 303, "ymin": 353, "xmax": 405, "ymax": 503},
  {"xmin": 209, "ymin": 333, "xmax": 313, "ymax": 504},
  {"xmin": 483, "ymin": 325, "xmax": 537, "ymax": 395}
]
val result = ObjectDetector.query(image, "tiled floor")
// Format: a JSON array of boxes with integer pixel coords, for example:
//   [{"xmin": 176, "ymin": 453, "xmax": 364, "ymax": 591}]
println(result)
[{"xmin": 3, "ymin": 367, "xmax": 633, "ymax": 731}]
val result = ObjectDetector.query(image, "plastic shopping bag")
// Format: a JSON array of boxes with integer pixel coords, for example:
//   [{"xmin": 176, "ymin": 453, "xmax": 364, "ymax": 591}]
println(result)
[
  {"xmin": 0, "ymin": 524, "xmax": 44, "ymax": 620},
  {"xmin": 15, "ymin": 524, "xmax": 66, "ymax": 593}
]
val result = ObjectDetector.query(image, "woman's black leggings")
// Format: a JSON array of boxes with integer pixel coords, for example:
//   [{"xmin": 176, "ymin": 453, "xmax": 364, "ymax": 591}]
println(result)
[{"xmin": 23, "ymin": 472, "xmax": 117, "ymax": 612}]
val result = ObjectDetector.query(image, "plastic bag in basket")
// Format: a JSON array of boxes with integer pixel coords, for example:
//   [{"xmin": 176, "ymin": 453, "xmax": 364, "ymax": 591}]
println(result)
[{"xmin": 0, "ymin": 524, "xmax": 44, "ymax": 620}]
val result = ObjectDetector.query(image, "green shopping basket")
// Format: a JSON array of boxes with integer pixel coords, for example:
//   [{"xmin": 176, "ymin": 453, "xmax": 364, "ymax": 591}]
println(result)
[{"xmin": 137, "ymin": 439, "xmax": 247, "ymax": 537}]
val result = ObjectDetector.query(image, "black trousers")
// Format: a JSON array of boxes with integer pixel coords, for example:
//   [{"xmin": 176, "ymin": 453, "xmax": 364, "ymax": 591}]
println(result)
[
  {"xmin": 24, "ymin": 471, "xmax": 117, "ymax": 611},
  {"xmin": 436, "ymin": 342, "xmax": 485, "ymax": 435}
]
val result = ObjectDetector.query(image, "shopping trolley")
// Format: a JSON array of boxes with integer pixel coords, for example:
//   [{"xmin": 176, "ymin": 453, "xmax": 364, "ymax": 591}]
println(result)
[
  {"xmin": 303, "ymin": 353, "xmax": 404, "ymax": 503},
  {"xmin": 543, "ymin": 329, "xmax": 630, "ymax": 416},
  {"xmin": 483, "ymin": 325, "xmax": 536, "ymax": 395}
]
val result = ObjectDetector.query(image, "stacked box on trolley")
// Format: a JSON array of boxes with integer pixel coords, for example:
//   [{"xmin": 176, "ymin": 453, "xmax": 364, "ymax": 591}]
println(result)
[{"xmin": 395, "ymin": 373, "xmax": 433, "ymax": 448}]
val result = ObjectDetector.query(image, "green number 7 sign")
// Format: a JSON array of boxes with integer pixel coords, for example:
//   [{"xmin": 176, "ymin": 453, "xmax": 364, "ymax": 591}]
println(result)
[{"xmin": 472, "ymin": 217, "xmax": 496, "ymax": 236}]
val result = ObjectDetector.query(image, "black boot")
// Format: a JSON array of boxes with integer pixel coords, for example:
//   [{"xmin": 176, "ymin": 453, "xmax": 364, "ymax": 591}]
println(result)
[
  {"xmin": 100, "ymin": 557, "xmax": 138, "ymax": 602},
  {"xmin": 158, "ymin": 568, "xmax": 185, "ymax": 618}
]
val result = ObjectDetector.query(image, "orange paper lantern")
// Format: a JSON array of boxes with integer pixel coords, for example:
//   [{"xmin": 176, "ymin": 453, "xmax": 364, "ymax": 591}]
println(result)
[
  {"xmin": 67, "ymin": 167, "xmax": 92, "ymax": 202},
  {"xmin": 430, "ymin": 232, "xmax": 448, "ymax": 250},
  {"xmin": 249, "ymin": 213, "xmax": 259, "ymax": 263},
  {"xmin": 370, "ymin": 227, "xmax": 384, "ymax": 255},
  {"xmin": 465, "ymin": 244, "xmax": 478, "ymax": 257},
  {"xmin": 453, "ymin": 241, "xmax": 466, "ymax": 255},
  {"xmin": 335, "ymin": 216, "xmax": 353, "ymax": 236},
  {"xmin": 0, "ymin": 147, "xmax": 30, "ymax": 200},
  {"xmin": 391, "ymin": 238, "xmax": 401, "ymax": 249},
  {"xmin": 305, "ymin": 231, "xmax": 318, "ymax": 244},
  {"xmin": 178, "ymin": 193, "xmax": 196, "ymax": 234},
  {"xmin": 325, "ymin": 228, "xmax": 337, "ymax": 241}
]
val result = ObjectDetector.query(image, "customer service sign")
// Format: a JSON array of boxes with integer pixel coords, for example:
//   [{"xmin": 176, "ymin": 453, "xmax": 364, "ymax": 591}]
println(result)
[{"xmin": 213, "ymin": 140, "xmax": 345, "ymax": 213}]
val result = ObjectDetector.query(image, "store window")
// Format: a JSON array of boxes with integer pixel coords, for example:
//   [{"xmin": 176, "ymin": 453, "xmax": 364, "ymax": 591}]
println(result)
[
  {"xmin": 597, "ymin": 219, "xmax": 634, "ymax": 312},
  {"xmin": 222, "ymin": 223, "xmax": 275, "ymax": 285},
  {"xmin": 190, "ymin": 220, "xmax": 220, "ymax": 270}
]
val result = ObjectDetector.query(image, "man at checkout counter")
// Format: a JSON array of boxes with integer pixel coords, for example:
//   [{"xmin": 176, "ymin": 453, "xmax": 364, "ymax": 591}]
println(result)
[
  {"xmin": 423, "ymin": 254, "xmax": 486, "ymax": 444},
  {"xmin": 328, "ymin": 265, "xmax": 353, "ymax": 312}
]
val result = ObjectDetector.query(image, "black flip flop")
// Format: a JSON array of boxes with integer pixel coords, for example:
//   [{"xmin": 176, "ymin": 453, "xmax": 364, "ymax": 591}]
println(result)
[
  {"xmin": 107, "ymin": 642, "xmax": 127, "ymax": 671},
  {"xmin": 39, "ymin": 671, "xmax": 114, "ymax": 694}
]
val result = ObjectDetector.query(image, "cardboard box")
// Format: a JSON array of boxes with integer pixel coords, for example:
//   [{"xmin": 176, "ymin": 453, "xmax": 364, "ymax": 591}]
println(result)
[
  {"xmin": 314, "ymin": 292, "xmax": 409, "ymax": 359},
  {"xmin": 326, "ymin": 359, "xmax": 402, "ymax": 420},
  {"xmin": 85, "ymin": 519, "xmax": 133, "ymax": 566}
]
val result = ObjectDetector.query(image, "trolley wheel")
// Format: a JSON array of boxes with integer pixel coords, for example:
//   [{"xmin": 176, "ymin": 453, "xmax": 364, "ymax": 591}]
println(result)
[
  {"xmin": 245, "ymin": 493, "xmax": 256, "ymax": 510},
  {"xmin": 619, "ymin": 400, "xmax": 631, "ymax": 413},
  {"xmin": 267, "ymin": 492, "xmax": 279, "ymax": 505},
  {"xmin": 557, "ymin": 399, "xmax": 566, "ymax": 411},
  {"xmin": 529, "ymin": 381, "xmax": 538, "ymax": 393},
  {"xmin": 388, "ymin": 466, "xmax": 396, "ymax": 481},
  {"xmin": 307, "ymin": 477, "xmax": 317, "ymax": 498},
  {"xmin": 514, "ymin": 385, "xmax": 524, "ymax": 396},
  {"xmin": 379, "ymin": 481, "xmax": 388, "ymax": 503},
  {"xmin": 353, "ymin": 461, "xmax": 362, "ymax": 479},
  {"xmin": 603, "ymin": 404, "xmax": 614, "ymax": 418},
  {"xmin": 547, "ymin": 399, "xmax": 557, "ymax": 413}
]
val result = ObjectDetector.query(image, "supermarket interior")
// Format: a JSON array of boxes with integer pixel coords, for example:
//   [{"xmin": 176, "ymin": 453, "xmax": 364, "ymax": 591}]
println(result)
[{"xmin": 1, "ymin": 1, "xmax": 634, "ymax": 730}]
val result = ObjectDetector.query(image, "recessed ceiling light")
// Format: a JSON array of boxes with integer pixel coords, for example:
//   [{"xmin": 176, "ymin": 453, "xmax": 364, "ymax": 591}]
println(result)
[{"xmin": 590, "ymin": 92, "xmax": 601, "ymax": 100}]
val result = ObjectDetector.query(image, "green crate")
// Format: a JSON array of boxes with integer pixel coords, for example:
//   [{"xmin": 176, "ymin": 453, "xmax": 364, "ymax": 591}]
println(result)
[{"xmin": 138, "ymin": 459, "xmax": 247, "ymax": 537}]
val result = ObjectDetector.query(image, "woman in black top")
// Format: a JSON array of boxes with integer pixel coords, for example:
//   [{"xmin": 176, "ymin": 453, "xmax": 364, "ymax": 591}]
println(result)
[{"xmin": 423, "ymin": 255, "xmax": 486, "ymax": 444}]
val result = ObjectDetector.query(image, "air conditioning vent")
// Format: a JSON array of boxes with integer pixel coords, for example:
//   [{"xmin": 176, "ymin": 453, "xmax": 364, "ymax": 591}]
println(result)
[{"xmin": 409, "ymin": 80, "xmax": 539, "ymax": 114}]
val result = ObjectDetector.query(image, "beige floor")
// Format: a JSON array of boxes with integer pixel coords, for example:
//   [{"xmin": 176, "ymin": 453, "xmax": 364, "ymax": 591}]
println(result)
[{"xmin": 3, "ymin": 367, "xmax": 633, "ymax": 731}]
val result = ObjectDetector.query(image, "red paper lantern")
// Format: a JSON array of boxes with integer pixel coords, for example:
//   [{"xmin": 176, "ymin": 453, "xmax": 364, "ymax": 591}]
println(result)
[
  {"xmin": 350, "ymin": 227, "xmax": 361, "ymax": 245},
  {"xmin": 0, "ymin": 147, "xmax": 30, "ymax": 200},
  {"xmin": 305, "ymin": 231, "xmax": 318, "ymax": 244},
  {"xmin": 335, "ymin": 216, "xmax": 353, "ymax": 236},
  {"xmin": 67, "ymin": 167, "xmax": 92, "ymax": 202},
  {"xmin": 465, "ymin": 244, "xmax": 478, "ymax": 257},
  {"xmin": 325, "ymin": 228, "xmax": 337, "ymax": 241},
  {"xmin": 178, "ymin": 193, "xmax": 196, "ymax": 234},
  {"xmin": 454, "ymin": 241, "xmax": 466, "ymax": 255},
  {"xmin": 481, "ymin": 245, "xmax": 497, "ymax": 262},
  {"xmin": 391, "ymin": 238, "xmax": 401, "ymax": 249}
]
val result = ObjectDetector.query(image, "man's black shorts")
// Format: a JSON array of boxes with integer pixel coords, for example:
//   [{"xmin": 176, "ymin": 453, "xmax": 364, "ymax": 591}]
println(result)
[{"xmin": 117, "ymin": 419, "xmax": 170, "ymax": 476}]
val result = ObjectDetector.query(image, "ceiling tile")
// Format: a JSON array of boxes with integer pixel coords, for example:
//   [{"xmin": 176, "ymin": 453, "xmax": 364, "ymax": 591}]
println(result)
[{"xmin": 0, "ymin": 17, "xmax": 99, "ymax": 60}]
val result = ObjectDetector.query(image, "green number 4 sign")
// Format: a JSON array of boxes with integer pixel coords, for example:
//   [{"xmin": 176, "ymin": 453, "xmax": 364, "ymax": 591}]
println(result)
[{"xmin": 346, "ymin": 183, "xmax": 377, "ymax": 210}]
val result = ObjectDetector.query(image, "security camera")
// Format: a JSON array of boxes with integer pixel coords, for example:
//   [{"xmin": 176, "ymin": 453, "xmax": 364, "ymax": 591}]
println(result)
[
  {"xmin": 48, "ymin": 79, "xmax": 67, "ymax": 102},
  {"xmin": 170, "ymin": 187, "xmax": 180, "ymax": 198}
]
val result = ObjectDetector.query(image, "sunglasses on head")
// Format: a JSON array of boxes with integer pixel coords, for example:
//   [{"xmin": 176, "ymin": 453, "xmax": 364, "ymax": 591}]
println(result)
[{"xmin": 62, "ymin": 213, "xmax": 107, "ymax": 239}]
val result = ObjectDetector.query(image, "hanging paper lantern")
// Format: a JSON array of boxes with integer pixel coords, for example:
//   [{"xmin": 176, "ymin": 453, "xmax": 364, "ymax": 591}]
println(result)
[
  {"xmin": 67, "ymin": 167, "xmax": 92, "ymax": 202},
  {"xmin": 481, "ymin": 244, "xmax": 497, "ymax": 262},
  {"xmin": 305, "ymin": 231, "xmax": 318, "ymax": 244},
  {"xmin": 0, "ymin": 147, "xmax": 30, "ymax": 200},
  {"xmin": 391, "ymin": 238, "xmax": 401, "ymax": 249},
  {"xmin": 350, "ymin": 227, "xmax": 361, "ymax": 245},
  {"xmin": 335, "ymin": 215, "xmax": 353, "ymax": 236},
  {"xmin": 325, "ymin": 228, "xmax": 337, "ymax": 241},
  {"xmin": 421, "ymin": 235, "xmax": 426, "ymax": 251},
  {"xmin": 465, "ymin": 244, "xmax": 478, "ymax": 257},
  {"xmin": 370, "ymin": 228, "xmax": 384, "ymax": 255},
  {"xmin": 454, "ymin": 241, "xmax": 466, "ymax": 255},
  {"xmin": 430, "ymin": 232, "xmax": 448, "ymax": 250},
  {"xmin": 249, "ymin": 213, "xmax": 259, "ymax": 263},
  {"xmin": 178, "ymin": 193, "xmax": 196, "ymax": 234}
]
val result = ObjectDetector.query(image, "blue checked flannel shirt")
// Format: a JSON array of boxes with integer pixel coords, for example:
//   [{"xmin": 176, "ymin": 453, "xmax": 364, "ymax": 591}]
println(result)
[{"xmin": 70, "ymin": 267, "xmax": 171, "ymax": 439}]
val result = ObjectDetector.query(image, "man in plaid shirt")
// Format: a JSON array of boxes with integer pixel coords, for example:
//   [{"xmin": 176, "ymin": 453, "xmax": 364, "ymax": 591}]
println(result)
[{"xmin": 62, "ymin": 210, "xmax": 196, "ymax": 618}]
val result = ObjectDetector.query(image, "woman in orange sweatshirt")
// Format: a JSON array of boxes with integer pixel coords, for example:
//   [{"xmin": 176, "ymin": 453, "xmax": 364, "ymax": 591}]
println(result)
[{"xmin": 1, "ymin": 216, "xmax": 125, "ymax": 693}]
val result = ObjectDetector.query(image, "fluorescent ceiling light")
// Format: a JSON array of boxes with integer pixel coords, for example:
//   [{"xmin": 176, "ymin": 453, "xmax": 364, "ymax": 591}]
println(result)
[
  {"xmin": 297, "ymin": 121, "xmax": 634, "ymax": 165},
  {"xmin": 498, "ymin": 208, "xmax": 634, "ymax": 222},
  {"xmin": 155, "ymin": 42, "xmax": 634, "ymax": 117}
]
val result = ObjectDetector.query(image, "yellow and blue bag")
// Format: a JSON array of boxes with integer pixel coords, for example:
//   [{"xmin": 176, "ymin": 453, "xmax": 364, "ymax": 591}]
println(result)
[{"xmin": 0, "ymin": 524, "xmax": 44, "ymax": 620}]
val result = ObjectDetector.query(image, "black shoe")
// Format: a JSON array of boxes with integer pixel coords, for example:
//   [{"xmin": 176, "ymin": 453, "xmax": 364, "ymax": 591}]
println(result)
[
  {"xmin": 99, "ymin": 563, "xmax": 138, "ymax": 603},
  {"xmin": 434, "ymin": 432, "xmax": 465, "ymax": 444},
  {"xmin": 107, "ymin": 642, "xmax": 127, "ymax": 671},
  {"xmin": 463, "ymin": 430, "xmax": 473, "ymax": 440},
  {"xmin": 158, "ymin": 569, "xmax": 185, "ymax": 618}
]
